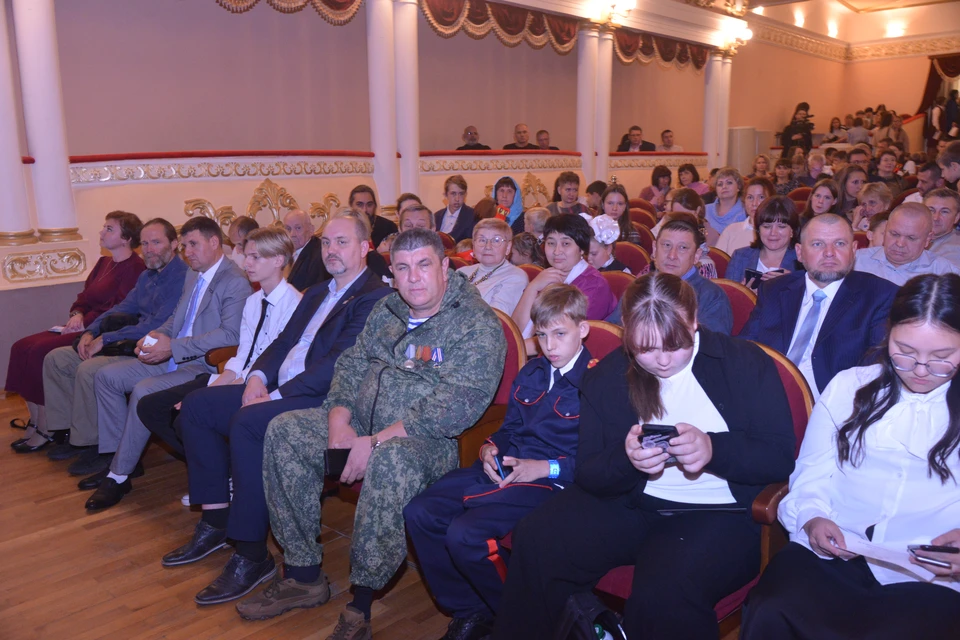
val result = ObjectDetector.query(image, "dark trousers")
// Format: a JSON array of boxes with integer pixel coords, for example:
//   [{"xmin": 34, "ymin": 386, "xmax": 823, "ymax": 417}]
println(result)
[
  {"xmin": 404, "ymin": 464, "xmax": 539, "ymax": 618},
  {"xmin": 136, "ymin": 375, "xmax": 210, "ymax": 457},
  {"xmin": 741, "ymin": 542, "xmax": 960, "ymax": 640},
  {"xmin": 179, "ymin": 384, "xmax": 323, "ymax": 542},
  {"xmin": 491, "ymin": 485, "xmax": 760, "ymax": 640}
]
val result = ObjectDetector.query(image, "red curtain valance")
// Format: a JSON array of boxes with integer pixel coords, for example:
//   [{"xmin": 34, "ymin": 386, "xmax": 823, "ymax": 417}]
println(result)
[
  {"xmin": 215, "ymin": 0, "xmax": 362, "ymax": 25},
  {"xmin": 917, "ymin": 53, "xmax": 960, "ymax": 118},
  {"xmin": 420, "ymin": 0, "xmax": 578, "ymax": 54},
  {"xmin": 614, "ymin": 29, "xmax": 709, "ymax": 71}
]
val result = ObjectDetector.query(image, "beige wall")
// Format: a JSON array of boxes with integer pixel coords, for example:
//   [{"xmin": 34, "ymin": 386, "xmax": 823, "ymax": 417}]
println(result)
[
  {"xmin": 610, "ymin": 59, "xmax": 705, "ymax": 151},
  {"xmin": 417, "ymin": 19, "xmax": 578, "ymax": 152},
  {"xmin": 843, "ymin": 56, "xmax": 929, "ymax": 117},
  {"xmin": 54, "ymin": 0, "xmax": 371, "ymax": 155}
]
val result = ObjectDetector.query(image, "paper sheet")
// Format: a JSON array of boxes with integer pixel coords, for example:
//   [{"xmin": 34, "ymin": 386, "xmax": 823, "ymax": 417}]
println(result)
[{"xmin": 840, "ymin": 530, "xmax": 938, "ymax": 582}]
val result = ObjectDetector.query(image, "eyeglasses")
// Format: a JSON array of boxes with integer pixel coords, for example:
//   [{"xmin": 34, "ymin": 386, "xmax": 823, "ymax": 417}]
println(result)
[
  {"xmin": 890, "ymin": 353, "xmax": 958, "ymax": 378},
  {"xmin": 475, "ymin": 236, "xmax": 506, "ymax": 247}
]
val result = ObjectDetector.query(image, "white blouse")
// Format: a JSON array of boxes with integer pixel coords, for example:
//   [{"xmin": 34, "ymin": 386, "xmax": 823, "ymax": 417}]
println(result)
[{"xmin": 780, "ymin": 364, "xmax": 960, "ymax": 592}]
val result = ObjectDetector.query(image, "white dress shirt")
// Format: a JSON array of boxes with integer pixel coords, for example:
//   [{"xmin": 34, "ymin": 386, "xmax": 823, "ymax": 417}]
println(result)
[
  {"xmin": 457, "ymin": 260, "xmax": 529, "ymax": 315},
  {"xmin": 929, "ymin": 231, "xmax": 960, "ymax": 267},
  {"xmin": 182, "ymin": 255, "xmax": 225, "ymax": 338},
  {"xmin": 854, "ymin": 246, "xmax": 960, "ymax": 286},
  {"xmin": 440, "ymin": 207, "xmax": 462, "ymax": 234},
  {"xmin": 780, "ymin": 364, "xmax": 960, "ymax": 593},
  {"xmin": 643, "ymin": 333, "xmax": 736, "ymax": 504},
  {"xmin": 209, "ymin": 279, "xmax": 301, "ymax": 384},
  {"xmin": 787, "ymin": 275, "xmax": 843, "ymax": 401},
  {"xmin": 262, "ymin": 268, "xmax": 367, "ymax": 399},
  {"xmin": 229, "ymin": 246, "xmax": 246, "ymax": 272}
]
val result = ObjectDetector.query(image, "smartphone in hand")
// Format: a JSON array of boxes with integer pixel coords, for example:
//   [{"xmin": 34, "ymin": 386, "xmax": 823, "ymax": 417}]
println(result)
[{"xmin": 639, "ymin": 424, "xmax": 679, "ymax": 464}]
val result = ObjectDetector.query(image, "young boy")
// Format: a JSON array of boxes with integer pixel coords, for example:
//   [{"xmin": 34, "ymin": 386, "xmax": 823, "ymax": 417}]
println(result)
[{"xmin": 404, "ymin": 284, "xmax": 592, "ymax": 640}]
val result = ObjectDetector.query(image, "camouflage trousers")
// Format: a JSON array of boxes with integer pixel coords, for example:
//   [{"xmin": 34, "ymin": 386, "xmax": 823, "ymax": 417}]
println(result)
[{"xmin": 263, "ymin": 406, "xmax": 459, "ymax": 590}]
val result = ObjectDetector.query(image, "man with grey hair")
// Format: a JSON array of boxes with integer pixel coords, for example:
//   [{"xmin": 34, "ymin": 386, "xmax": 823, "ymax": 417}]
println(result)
[
  {"xmin": 741, "ymin": 213, "xmax": 897, "ymax": 397},
  {"xmin": 854, "ymin": 202, "xmax": 960, "ymax": 286},
  {"xmin": 923, "ymin": 187, "xmax": 960, "ymax": 266},
  {"xmin": 241, "ymin": 229, "xmax": 506, "ymax": 636},
  {"xmin": 284, "ymin": 209, "xmax": 327, "ymax": 291}
]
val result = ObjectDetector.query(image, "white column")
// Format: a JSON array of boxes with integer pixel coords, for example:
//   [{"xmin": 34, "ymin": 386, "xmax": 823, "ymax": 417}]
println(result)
[
  {"xmin": 718, "ymin": 52, "xmax": 734, "ymax": 168},
  {"xmin": 593, "ymin": 27, "xmax": 614, "ymax": 184},
  {"xmin": 394, "ymin": 0, "xmax": 420, "ymax": 197},
  {"xmin": 576, "ymin": 25, "xmax": 599, "ymax": 183},
  {"xmin": 702, "ymin": 50, "xmax": 724, "ymax": 170},
  {"xmin": 12, "ymin": 0, "xmax": 79, "ymax": 242},
  {"xmin": 0, "ymin": 1, "xmax": 34, "ymax": 246},
  {"xmin": 366, "ymin": 0, "xmax": 400, "ymax": 209}
]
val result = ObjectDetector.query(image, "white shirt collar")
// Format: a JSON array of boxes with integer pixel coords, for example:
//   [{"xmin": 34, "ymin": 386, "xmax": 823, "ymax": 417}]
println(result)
[
  {"xmin": 293, "ymin": 245, "xmax": 305, "ymax": 261},
  {"xmin": 553, "ymin": 346, "xmax": 584, "ymax": 379},
  {"xmin": 803, "ymin": 273, "xmax": 843, "ymax": 301},
  {"xmin": 563, "ymin": 259, "xmax": 589, "ymax": 284},
  {"xmin": 199, "ymin": 255, "xmax": 225, "ymax": 284},
  {"xmin": 330, "ymin": 266, "xmax": 367, "ymax": 295},
  {"xmin": 264, "ymin": 278, "xmax": 295, "ymax": 305}
]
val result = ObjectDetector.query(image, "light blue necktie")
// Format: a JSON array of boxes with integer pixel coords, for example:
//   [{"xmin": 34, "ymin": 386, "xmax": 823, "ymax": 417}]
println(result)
[
  {"xmin": 787, "ymin": 289, "xmax": 827, "ymax": 365},
  {"xmin": 167, "ymin": 276, "xmax": 203, "ymax": 371}
]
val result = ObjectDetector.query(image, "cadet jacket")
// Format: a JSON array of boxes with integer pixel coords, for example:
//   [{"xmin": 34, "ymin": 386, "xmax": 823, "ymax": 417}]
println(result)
[
  {"xmin": 486, "ymin": 348, "xmax": 592, "ymax": 483},
  {"xmin": 323, "ymin": 270, "xmax": 506, "ymax": 440}
]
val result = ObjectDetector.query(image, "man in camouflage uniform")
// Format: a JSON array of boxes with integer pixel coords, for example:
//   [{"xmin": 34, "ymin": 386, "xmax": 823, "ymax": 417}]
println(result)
[{"xmin": 238, "ymin": 228, "xmax": 506, "ymax": 639}]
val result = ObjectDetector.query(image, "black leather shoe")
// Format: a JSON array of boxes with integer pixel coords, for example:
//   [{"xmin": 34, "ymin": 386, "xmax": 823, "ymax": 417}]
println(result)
[
  {"xmin": 68, "ymin": 450, "xmax": 113, "ymax": 476},
  {"xmin": 12, "ymin": 429, "xmax": 65, "ymax": 454},
  {"xmin": 85, "ymin": 477, "xmax": 132, "ymax": 511},
  {"xmin": 48, "ymin": 442, "xmax": 93, "ymax": 461},
  {"xmin": 10, "ymin": 425, "xmax": 37, "ymax": 449},
  {"xmin": 162, "ymin": 521, "xmax": 229, "ymax": 567},
  {"xmin": 78, "ymin": 463, "xmax": 144, "ymax": 491},
  {"xmin": 194, "ymin": 553, "xmax": 277, "ymax": 606},
  {"xmin": 441, "ymin": 614, "xmax": 494, "ymax": 640}
]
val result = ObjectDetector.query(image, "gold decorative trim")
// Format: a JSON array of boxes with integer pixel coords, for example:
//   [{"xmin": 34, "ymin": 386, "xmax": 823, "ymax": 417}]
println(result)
[
  {"xmin": 215, "ymin": 0, "xmax": 362, "ymax": 26},
  {"xmin": 848, "ymin": 35, "xmax": 960, "ymax": 61},
  {"xmin": 307, "ymin": 193, "xmax": 342, "ymax": 227},
  {"xmin": 751, "ymin": 22, "xmax": 848, "ymax": 62},
  {"xmin": 0, "ymin": 230, "xmax": 39, "ymax": 246},
  {"xmin": 184, "ymin": 199, "xmax": 239, "ymax": 234},
  {"xmin": 608, "ymin": 156, "xmax": 708, "ymax": 170},
  {"xmin": 37, "ymin": 228, "xmax": 83, "ymax": 243},
  {"xmin": 247, "ymin": 178, "xmax": 301, "ymax": 224},
  {"xmin": 70, "ymin": 159, "xmax": 375, "ymax": 185},
  {"xmin": 3, "ymin": 247, "xmax": 86, "ymax": 282},
  {"xmin": 419, "ymin": 157, "xmax": 582, "ymax": 173}
]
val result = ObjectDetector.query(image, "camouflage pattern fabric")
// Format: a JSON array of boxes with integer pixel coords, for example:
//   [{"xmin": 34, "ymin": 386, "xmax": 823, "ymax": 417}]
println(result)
[{"xmin": 263, "ymin": 270, "xmax": 505, "ymax": 589}]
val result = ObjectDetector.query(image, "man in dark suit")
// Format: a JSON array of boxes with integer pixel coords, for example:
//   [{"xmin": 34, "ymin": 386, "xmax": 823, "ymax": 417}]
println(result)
[
  {"xmin": 161, "ymin": 210, "xmax": 390, "ymax": 606},
  {"xmin": 616, "ymin": 125, "xmax": 656, "ymax": 152},
  {"xmin": 456, "ymin": 125, "xmax": 491, "ymax": 151},
  {"xmin": 350, "ymin": 184, "xmax": 397, "ymax": 247},
  {"xmin": 434, "ymin": 174, "xmax": 476, "ymax": 243},
  {"xmin": 503, "ymin": 123, "xmax": 539, "ymax": 150},
  {"xmin": 740, "ymin": 214, "xmax": 897, "ymax": 398},
  {"xmin": 284, "ymin": 210, "xmax": 328, "ymax": 291}
]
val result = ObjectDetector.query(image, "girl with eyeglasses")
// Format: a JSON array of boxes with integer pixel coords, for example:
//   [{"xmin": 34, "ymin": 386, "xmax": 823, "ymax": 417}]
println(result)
[{"xmin": 742, "ymin": 273, "xmax": 960, "ymax": 639}]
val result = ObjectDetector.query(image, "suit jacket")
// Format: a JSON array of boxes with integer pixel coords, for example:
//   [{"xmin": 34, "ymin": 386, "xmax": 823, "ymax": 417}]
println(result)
[
  {"xmin": 739, "ymin": 270, "xmax": 897, "ymax": 393},
  {"xmin": 250, "ymin": 268, "xmax": 390, "ymax": 399},
  {"xmin": 616, "ymin": 140, "xmax": 656, "ymax": 152},
  {"xmin": 575, "ymin": 331, "xmax": 795, "ymax": 511},
  {"xmin": 433, "ymin": 205, "xmax": 477, "ymax": 243},
  {"xmin": 726, "ymin": 247, "xmax": 800, "ymax": 285},
  {"xmin": 288, "ymin": 237, "xmax": 329, "ymax": 292},
  {"xmin": 157, "ymin": 257, "xmax": 253, "ymax": 371}
]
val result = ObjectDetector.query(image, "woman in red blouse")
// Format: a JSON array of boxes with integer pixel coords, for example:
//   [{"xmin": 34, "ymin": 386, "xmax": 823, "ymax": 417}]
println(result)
[{"xmin": 8, "ymin": 211, "xmax": 145, "ymax": 449}]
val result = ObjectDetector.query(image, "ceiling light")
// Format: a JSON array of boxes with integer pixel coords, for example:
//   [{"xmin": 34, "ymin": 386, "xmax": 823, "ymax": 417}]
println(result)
[
  {"xmin": 885, "ymin": 22, "xmax": 905, "ymax": 38},
  {"xmin": 794, "ymin": 11, "xmax": 804, "ymax": 28},
  {"xmin": 827, "ymin": 20, "xmax": 838, "ymax": 38},
  {"xmin": 752, "ymin": 6, "xmax": 764, "ymax": 15}
]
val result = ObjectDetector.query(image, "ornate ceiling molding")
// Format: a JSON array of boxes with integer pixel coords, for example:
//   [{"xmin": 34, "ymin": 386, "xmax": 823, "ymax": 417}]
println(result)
[
  {"xmin": 848, "ymin": 35, "xmax": 960, "ymax": 61},
  {"xmin": 70, "ymin": 158, "xmax": 375, "ymax": 185},
  {"xmin": 751, "ymin": 22, "xmax": 848, "ymax": 62},
  {"xmin": 419, "ymin": 156, "xmax": 582, "ymax": 173},
  {"xmin": 3, "ymin": 248, "xmax": 86, "ymax": 282}
]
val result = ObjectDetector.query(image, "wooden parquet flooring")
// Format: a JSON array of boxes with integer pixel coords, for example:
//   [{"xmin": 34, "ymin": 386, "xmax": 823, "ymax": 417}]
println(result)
[{"xmin": 0, "ymin": 393, "xmax": 450, "ymax": 640}]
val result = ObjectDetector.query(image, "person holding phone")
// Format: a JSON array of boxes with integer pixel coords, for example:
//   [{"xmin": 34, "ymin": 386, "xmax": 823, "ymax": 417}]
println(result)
[
  {"xmin": 491, "ymin": 272, "xmax": 795, "ymax": 640},
  {"xmin": 405, "ymin": 284, "xmax": 591, "ymax": 640},
  {"xmin": 726, "ymin": 196, "xmax": 801, "ymax": 289},
  {"xmin": 742, "ymin": 274, "xmax": 960, "ymax": 639}
]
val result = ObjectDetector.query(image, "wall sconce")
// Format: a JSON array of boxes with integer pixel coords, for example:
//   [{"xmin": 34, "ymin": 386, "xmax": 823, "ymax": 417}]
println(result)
[
  {"xmin": 827, "ymin": 20, "xmax": 838, "ymax": 39},
  {"xmin": 722, "ymin": 20, "xmax": 752, "ymax": 54},
  {"xmin": 885, "ymin": 21, "xmax": 906, "ymax": 38},
  {"xmin": 589, "ymin": 0, "xmax": 636, "ymax": 25}
]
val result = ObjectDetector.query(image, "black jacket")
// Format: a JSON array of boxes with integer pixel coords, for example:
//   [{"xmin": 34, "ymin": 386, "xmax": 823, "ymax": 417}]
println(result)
[
  {"xmin": 616, "ymin": 140, "xmax": 656, "ymax": 152},
  {"xmin": 287, "ymin": 236, "xmax": 328, "ymax": 292},
  {"xmin": 433, "ymin": 205, "xmax": 477, "ymax": 243},
  {"xmin": 574, "ymin": 329, "xmax": 795, "ymax": 511},
  {"xmin": 250, "ymin": 268, "xmax": 390, "ymax": 399},
  {"xmin": 370, "ymin": 214, "xmax": 399, "ymax": 248}
]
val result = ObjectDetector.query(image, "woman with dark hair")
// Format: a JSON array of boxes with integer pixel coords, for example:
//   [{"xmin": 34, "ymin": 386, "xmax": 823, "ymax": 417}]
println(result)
[
  {"xmin": 834, "ymin": 165, "xmax": 868, "ymax": 219},
  {"xmin": 800, "ymin": 178, "xmax": 839, "ymax": 223},
  {"xmin": 8, "ymin": 211, "xmax": 146, "ymax": 450},
  {"xmin": 781, "ymin": 105, "xmax": 813, "ymax": 153},
  {"xmin": 774, "ymin": 157, "xmax": 801, "ymax": 196},
  {"xmin": 727, "ymin": 195, "xmax": 800, "ymax": 288},
  {"xmin": 742, "ymin": 274, "xmax": 960, "ymax": 639},
  {"xmin": 512, "ymin": 214, "xmax": 616, "ymax": 345},
  {"xmin": 492, "ymin": 272, "xmax": 795, "ymax": 640},
  {"xmin": 508, "ymin": 232, "xmax": 545, "ymax": 268},
  {"xmin": 822, "ymin": 117, "xmax": 848, "ymax": 143},
  {"xmin": 677, "ymin": 163, "xmax": 711, "ymax": 196},
  {"xmin": 639, "ymin": 165, "xmax": 672, "ymax": 212},
  {"xmin": 493, "ymin": 175, "xmax": 525, "ymax": 235},
  {"xmin": 600, "ymin": 183, "xmax": 640, "ymax": 244},
  {"xmin": 717, "ymin": 176, "xmax": 776, "ymax": 255}
]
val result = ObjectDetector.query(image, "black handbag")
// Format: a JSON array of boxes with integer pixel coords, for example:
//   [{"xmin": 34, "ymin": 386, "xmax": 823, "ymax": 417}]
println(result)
[{"xmin": 72, "ymin": 313, "xmax": 141, "ymax": 357}]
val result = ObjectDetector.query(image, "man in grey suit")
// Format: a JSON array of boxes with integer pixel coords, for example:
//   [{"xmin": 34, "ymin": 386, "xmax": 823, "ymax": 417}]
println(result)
[{"xmin": 82, "ymin": 217, "xmax": 252, "ymax": 511}]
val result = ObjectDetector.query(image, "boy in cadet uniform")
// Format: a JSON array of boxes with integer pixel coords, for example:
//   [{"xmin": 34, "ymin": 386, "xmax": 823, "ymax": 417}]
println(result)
[{"xmin": 404, "ymin": 283, "xmax": 593, "ymax": 640}]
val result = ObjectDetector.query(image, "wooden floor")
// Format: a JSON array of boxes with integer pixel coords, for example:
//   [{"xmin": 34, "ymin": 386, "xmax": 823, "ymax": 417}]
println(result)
[
  {"xmin": 0, "ymin": 393, "xmax": 450, "ymax": 640},
  {"xmin": 0, "ymin": 392, "xmax": 740, "ymax": 640}
]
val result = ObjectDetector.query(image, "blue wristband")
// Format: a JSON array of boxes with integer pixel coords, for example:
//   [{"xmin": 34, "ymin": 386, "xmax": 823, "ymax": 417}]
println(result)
[{"xmin": 548, "ymin": 460, "xmax": 560, "ymax": 479}]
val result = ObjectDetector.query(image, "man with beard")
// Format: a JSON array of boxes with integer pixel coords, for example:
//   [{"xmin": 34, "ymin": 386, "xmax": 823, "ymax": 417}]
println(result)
[
  {"xmin": 41, "ymin": 218, "xmax": 188, "ymax": 464},
  {"xmin": 159, "ymin": 210, "xmax": 390, "ymax": 607},
  {"xmin": 740, "ymin": 214, "xmax": 897, "ymax": 398}
]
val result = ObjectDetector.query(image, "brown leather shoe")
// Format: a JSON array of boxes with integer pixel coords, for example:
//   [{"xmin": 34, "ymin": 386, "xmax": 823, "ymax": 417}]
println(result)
[
  {"xmin": 235, "ymin": 573, "xmax": 330, "ymax": 620},
  {"xmin": 327, "ymin": 605, "xmax": 372, "ymax": 640}
]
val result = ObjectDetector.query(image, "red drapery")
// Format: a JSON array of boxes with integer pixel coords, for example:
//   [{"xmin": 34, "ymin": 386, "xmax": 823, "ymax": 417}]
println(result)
[
  {"xmin": 917, "ymin": 53, "xmax": 960, "ymax": 116},
  {"xmin": 614, "ymin": 29, "xmax": 709, "ymax": 71},
  {"xmin": 215, "ymin": 0, "xmax": 361, "ymax": 25}
]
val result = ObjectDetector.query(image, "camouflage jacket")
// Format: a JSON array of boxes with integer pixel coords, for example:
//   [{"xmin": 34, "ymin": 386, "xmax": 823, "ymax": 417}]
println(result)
[{"xmin": 323, "ymin": 270, "xmax": 506, "ymax": 440}]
